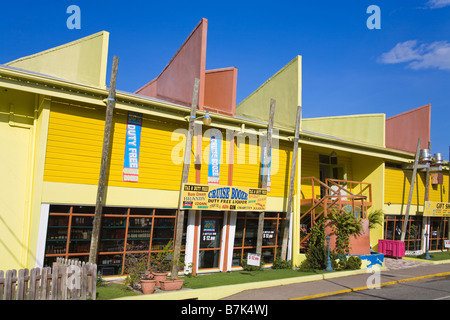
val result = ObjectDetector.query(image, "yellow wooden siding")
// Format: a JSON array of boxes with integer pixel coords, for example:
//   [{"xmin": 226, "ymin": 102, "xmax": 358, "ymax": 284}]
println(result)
[
  {"xmin": 429, "ymin": 173, "xmax": 449, "ymax": 202},
  {"xmin": 270, "ymin": 141, "xmax": 292, "ymax": 197},
  {"xmin": 300, "ymin": 149, "xmax": 320, "ymax": 199},
  {"xmin": 44, "ymin": 102, "xmax": 185, "ymax": 190},
  {"xmin": 384, "ymin": 167, "xmax": 448, "ymax": 205},
  {"xmin": 232, "ymin": 134, "xmax": 261, "ymax": 188},
  {"xmin": 231, "ymin": 138, "xmax": 292, "ymax": 197}
]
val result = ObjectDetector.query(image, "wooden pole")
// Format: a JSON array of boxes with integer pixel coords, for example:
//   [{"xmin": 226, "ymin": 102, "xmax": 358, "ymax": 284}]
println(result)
[
  {"xmin": 256, "ymin": 99, "xmax": 275, "ymax": 257},
  {"xmin": 280, "ymin": 105, "xmax": 302, "ymax": 261},
  {"xmin": 171, "ymin": 78, "xmax": 200, "ymax": 277},
  {"xmin": 89, "ymin": 56, "xmax": 119, "ymax": 264},
  {"xmin": 400, "ymin": 138, "xmax": 421, "ymax": 242}
]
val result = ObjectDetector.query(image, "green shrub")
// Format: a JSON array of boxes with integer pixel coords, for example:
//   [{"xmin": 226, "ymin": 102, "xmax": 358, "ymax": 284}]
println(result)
[
  {"xmin": 336, "ymin": 255, "xmax": 362, "ymax": 270},
  {"xmin": 346, "ymin": 256, "xmax": 362, "ymax": 270},
  {"xmin": 241, "ymin": 259, "xmax": 265, "ymax": 271},
  {"xmin": 368, "ymin": 209, "xmax": 384, "ymax": 230},
  {"xmin": 272, "ymin": 257, "xmax": 293, "ymax": 269},
  {"xmin": 300, "ymin": 245, "xmax": 326, "ymax": 270}
]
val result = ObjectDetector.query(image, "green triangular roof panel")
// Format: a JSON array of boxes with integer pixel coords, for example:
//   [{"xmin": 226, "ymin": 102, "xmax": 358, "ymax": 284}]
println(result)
[
  {"xmin": 6, "ymin": 31, "xmax": 109, "ymax": 89},
  {"xmin": 302, "ymin": 113, "xmax": 386, "ymax": 147},
  {"xmin": 236, "ymin": 56, "xmax": 302, "ymax": 130}
]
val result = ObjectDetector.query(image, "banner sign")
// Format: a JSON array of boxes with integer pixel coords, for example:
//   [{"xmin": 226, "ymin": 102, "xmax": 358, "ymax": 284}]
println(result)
[
  {"xmin": 123, "ymin": 112, "xmax": 143, "ymax": 182},
  {"xmin": 424, "ymin": 201, "xmax": 450, "ymax": 217},
  {"xmin": 207, "ymin": 134, "xmax": 221, "ymax": 185},
  {"xmin": 260, "ymin": 142, "xmax": 271, "ymax": 192},
  {"xmin": 181, "ymin": 183, "xmax": 267, "ymax": 211}
]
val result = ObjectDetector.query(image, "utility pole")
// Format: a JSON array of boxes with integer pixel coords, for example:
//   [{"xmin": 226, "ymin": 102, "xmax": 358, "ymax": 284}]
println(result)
[
  {"xmin": 89, "ymin": 56, "xmax": 119, "ymax": 264},
  {"xmin": 400, "ymin": 138, "xmax": 421, "ymax": 242},
  {"xmin": 256, "ymin": 99, "xmax": 275, "ymax": 257},
  {"xmin": 280, "ymin": 105, "xmax": 302, "ymax": 261},
  {"xmin": 172, "ymin": 78, "xmax": 200, "ymax": 277},
  {"xmin": 423, "ymin": 142, "xmax": 432, "ymax": 252}
]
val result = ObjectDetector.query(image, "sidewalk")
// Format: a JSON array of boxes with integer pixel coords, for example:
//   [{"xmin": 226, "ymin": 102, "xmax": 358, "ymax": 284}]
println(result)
[
  {"xmin": 221, "ymin": 258, "xmax": 450, "ymax": 300},
  {"xmin": 114, "ymin": 258, "xmax": 450, "ymax": 300}
]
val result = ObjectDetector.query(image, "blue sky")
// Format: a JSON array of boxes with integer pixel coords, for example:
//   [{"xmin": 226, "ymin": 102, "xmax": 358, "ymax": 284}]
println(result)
[{"xmin": 1, "ymin": 1, "xmax": 449, "ymax": 158}]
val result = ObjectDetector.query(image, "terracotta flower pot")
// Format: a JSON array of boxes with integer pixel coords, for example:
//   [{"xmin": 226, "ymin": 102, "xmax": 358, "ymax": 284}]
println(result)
[
  {"xmin": 159, "ymin": 279, "xmax": 184, "ymax": 291},
  {"xmin": 140, "ymin": 279, "xmax": 157, "ymax": 294},
  {"xmin": 152, "ymin": 272, "xmax": 168, "ymax": 286}
]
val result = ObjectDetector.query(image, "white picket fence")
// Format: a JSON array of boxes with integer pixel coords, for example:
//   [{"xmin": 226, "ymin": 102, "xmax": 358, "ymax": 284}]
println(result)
[{"xmin": 0, "ymin": 258, "xmax": 97, "ymax": 300}]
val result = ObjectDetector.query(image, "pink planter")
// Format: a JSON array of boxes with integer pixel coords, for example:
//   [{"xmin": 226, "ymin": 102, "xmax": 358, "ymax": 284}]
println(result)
[{"xmin": 378, "ymin": 239, "xmax": 405, "ymax": 258}]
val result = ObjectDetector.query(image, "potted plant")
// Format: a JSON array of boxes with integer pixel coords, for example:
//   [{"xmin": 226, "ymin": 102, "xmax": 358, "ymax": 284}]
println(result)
[
  {"xmin": 140, "ymin": 273, "xmax": 157, "ymax": 294},
  {"xmin": 124, "ymin": 253, "xmax": 156, "ymax": 294},
  {"xmin": 159, "ymin": 256, "xmax": 185, "ymax": 291},
  {"xmin": 150, "ymin": 241, "xmax": 172, "ymax": 286}
]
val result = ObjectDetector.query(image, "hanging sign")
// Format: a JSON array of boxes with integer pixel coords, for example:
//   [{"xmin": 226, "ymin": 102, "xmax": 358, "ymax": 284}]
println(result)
[
  {"xmin": 444, "ymin": 240, "xmax": 450, "ymax": 249},
  {"xmin": 424, "ymin": 201, "xmax": 450, "ymax": 217},
  {"xmin": 123, "ymin": 112, "xmax": 142, "ymax": 182},
  {"xmin": 181, "ymin": 183, "xmax": 267, "ymax": 211},
  {"xmin": 207, "ymin": 134, "xmax": 221, "ymax": 185}
]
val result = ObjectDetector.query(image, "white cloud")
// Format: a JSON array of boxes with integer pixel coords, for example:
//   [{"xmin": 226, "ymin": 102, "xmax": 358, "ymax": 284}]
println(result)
[
  {"xmin": 378, "ymin": 40, "xmax": 423, "ymax": 64},
  {"xmin": 378, "ymin": 40, "xmax": 450, "ymax": 71},
  {"xmin": 424, "ymin": 0, "xmax": 450, "ymax": 9}
]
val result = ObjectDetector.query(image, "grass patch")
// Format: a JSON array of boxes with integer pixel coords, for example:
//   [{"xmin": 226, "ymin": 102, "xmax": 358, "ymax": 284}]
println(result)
[
  {"xmin": 95, "ymin": 268, "xmax": 335, "ymax": 299},
  {"xmin": 415, "ymin": 251, "xmax": 450, "ymax": 261},
  {"xmin": 183, "ymin": 269, "xmax": 324, "ymax": 289},
  {"xmin": 96, "ymin": 282, "xmax": 140, "ymax": 300}
]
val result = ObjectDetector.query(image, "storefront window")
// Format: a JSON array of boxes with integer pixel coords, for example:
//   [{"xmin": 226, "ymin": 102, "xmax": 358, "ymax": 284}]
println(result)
[
  {"xmin": 384, "ymin": 215, "xmax": 448, "ymax": 252},
  {"xmin": 384, "ymin": 215, "xmax": 422, "ymax": 251},
  {"xmin": 232, "ymin": 212, "xmax": 285, "ymax": 266},
  {"xmin": 43, "ymin": 205, "xmax": 185, "ymax": 276},
  {"xmin": 429, "ymin": 217, "xmax": 448, "ymax": 251}
]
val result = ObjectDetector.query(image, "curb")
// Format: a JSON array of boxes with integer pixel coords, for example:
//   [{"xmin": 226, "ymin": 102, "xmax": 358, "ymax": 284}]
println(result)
[
  {"xmin": 291, "ymin": 271, "xmax": 450, "ymax": 300},
  {"xmin": 113, "ymin": 268, "xmax": 376, "ymax": 300},
  {"xmin": 403, "ymin": 257, "xmax": 450, "ymax": 265}
]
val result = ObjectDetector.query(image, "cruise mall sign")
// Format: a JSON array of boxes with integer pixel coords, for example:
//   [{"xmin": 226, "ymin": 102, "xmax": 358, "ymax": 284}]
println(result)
[{"xmin": 181, "ymin": 183, "xmax": 267, "ymax": 211}]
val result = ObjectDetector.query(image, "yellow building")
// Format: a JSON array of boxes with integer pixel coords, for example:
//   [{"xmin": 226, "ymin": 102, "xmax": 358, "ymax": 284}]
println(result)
[{"xmin": 0, "ymin": 26, "xmax": 445, "ymax": 275}]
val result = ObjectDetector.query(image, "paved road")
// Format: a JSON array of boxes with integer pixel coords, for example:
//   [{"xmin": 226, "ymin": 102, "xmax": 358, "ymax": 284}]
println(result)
[
  {"xmin": 312, "ymin": 273, "xmax": 450, "ymax": 300},
  {"xmin": 221, "ymin": 258, "xmax": 450, "ymax": 300}
]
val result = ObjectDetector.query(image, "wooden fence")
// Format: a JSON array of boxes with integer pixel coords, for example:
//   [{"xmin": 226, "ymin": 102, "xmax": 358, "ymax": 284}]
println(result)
[{"xmin": 0, "ymin": 258, "xmax": 97, "ymax": 300}]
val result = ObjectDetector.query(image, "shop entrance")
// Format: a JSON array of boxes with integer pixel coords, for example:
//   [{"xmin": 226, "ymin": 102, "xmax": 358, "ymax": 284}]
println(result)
[{"xmin": 198, "ymin": 212, "xmax": 223, "ymax": 269}]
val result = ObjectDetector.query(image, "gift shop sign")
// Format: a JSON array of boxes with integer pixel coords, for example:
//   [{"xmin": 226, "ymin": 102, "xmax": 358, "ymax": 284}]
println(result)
[
  {"xmin": 424, "ymin": 201, "xmax": 450, "ymax": 217},
  {"xmin": 181, "ymin": 183, "xmax": 267, "ymax": 211}
]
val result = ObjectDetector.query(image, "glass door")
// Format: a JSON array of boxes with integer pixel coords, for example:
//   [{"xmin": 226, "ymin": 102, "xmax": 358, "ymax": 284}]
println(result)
[{"xmin": 198, "ymin": 212, "xmax": 223, "ymax": 269}]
